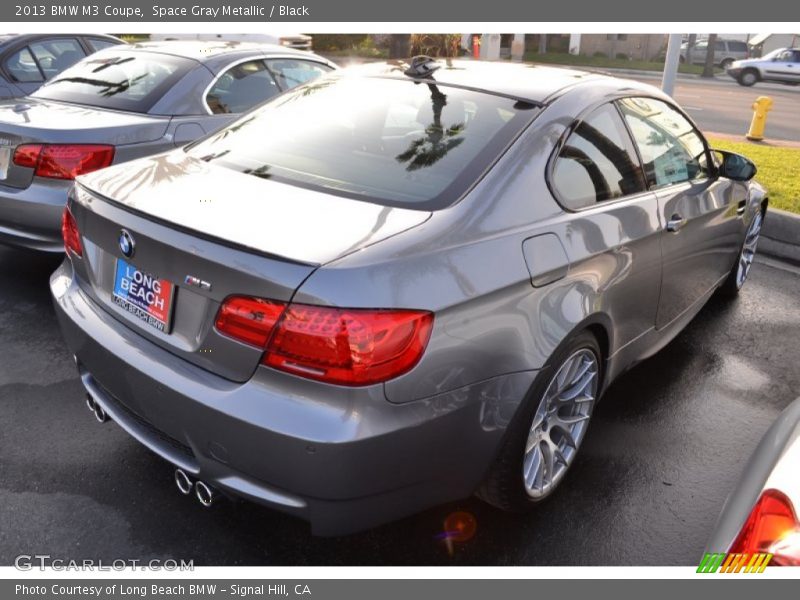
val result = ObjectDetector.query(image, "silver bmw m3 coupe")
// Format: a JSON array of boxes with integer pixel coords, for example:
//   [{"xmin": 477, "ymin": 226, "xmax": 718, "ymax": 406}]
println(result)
[{"xmin": 50, "ymin": 57, "xmax": 768, "ymax": 535}]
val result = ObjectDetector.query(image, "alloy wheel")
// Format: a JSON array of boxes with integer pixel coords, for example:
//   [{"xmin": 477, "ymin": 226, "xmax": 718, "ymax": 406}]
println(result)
[
  {"xmin": 523, "ymin": 348, "xmax": 598, "ymax": 498},
  {"xmin": 736, "ymin": 211, "xmax": 763, "ymax": 289}
]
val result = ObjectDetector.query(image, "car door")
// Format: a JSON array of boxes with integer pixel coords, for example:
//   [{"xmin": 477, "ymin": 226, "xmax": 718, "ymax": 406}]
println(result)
[
  {"xmin": 766, "ymin": 49, "xmax": 800, "ymax": 82},
  {"xmin": 618, "ymin": 96, "xmax": 745, "ymax": 330},
  {"xmin": 549, "ymin": 102, "xmax": 662, "ymax": 350}
]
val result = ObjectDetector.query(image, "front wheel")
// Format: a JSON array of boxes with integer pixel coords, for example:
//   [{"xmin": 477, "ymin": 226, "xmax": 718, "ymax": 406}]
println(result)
[
  {"xmin": 478, "ymin": 332, "xmax": 601, "ymax": 511},
  {"xmin": 719, "ymin": 210, "xmax": 764, "ymax": 297},
  {"xmin": 738, "ymin": 69, "xmax": 760, "ymax": 86}
]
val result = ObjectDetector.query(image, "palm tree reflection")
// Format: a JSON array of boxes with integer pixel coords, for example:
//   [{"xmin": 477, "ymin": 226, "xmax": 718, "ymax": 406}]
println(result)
[{"xmin": 395, "ymin": 83, "xmax": 464, "ymax": 172}]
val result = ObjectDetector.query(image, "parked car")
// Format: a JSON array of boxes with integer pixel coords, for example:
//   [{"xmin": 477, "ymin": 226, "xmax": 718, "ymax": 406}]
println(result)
[
  {"xmin": 0, "ymin": 33, "xmax": 123, "ymax": 99},
  {"xmin": 727, "ymin": 47, "xmax": 800, "ymax": 87},
  {"xmin": 0, "ymin": 41, "xmax": 335, "ymax": 252},
  {"xmin": 680, "ymin": 38, "xmax": 749, "ymax": 68},
  {"xmin": 149, "ymin": 33, "xmax": 313, "ymax": 51},
  {"xmin": 51, "ymin": 57, "xmax": 767, "ymax": 535},
  {"xmin": 705, "ymin": 397, "xmax": 800, "ymax": 566}
]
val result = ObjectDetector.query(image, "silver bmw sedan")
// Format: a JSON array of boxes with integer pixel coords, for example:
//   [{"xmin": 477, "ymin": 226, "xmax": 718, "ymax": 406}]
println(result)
[{"xmin": 50, "ymin": 57, "xmax": 768, "ymax": 535}]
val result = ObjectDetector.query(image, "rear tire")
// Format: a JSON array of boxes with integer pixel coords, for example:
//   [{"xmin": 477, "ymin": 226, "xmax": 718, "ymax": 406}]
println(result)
[{"xmin": 478, "ymin": 331, "xmax": 602, "ymax": 512}]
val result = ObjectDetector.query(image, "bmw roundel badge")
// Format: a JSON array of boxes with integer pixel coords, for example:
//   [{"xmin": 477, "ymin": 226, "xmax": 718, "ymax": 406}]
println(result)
[{"xmin": 119, "ymin": 229, "xmax": 135, "ymax": 258}]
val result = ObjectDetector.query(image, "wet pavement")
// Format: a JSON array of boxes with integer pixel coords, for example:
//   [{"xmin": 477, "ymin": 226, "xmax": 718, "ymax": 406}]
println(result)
[{"xmin": 1, "ymin": 246, "xmax": 798, "ymax": 566}]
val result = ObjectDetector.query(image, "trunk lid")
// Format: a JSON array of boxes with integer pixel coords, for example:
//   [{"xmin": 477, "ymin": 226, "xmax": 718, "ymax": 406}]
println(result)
[
  {"xmin": 71, "ymin": 151, "xmax": 431, "ymax": 382},
  {"xmin": 0, "ymin": 98, "xmax": 169, "ymax": 189}
]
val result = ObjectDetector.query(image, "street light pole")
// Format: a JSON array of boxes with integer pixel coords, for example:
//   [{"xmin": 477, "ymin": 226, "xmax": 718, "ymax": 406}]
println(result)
[{"xmin": 661, "ymin": 33, "xmax": 682, "ymax": 97}]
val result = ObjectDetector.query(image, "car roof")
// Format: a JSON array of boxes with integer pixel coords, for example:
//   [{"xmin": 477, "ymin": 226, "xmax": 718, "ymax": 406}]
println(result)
[
  {"xmin": 342, "ymin": 59, "xmax": 655, "ymax": 104},
  {"xmin": 0, "ymin": 33, "xmax": 121, "ymax": 50},
  {"xmin": 119, "ymin": 40, "xmax": 312, "ymax": 61}
]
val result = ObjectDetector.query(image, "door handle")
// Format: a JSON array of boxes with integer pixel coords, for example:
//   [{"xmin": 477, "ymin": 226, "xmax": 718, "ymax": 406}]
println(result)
[{"xmin": 666, "ymin": 215, "xmax": 687, "ymax": 232}]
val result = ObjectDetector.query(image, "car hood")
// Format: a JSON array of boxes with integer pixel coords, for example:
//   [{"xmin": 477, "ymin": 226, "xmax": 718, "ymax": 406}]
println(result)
[
  {"xmin": 77, "ymin": 151, "xmax": 432, "ymax": 265},
  {"xmin": 0, "ymin": 97, "xmax": 169, "ymax": 144},
  {"xmin": 730, "ymin": 58, "xmax": 762, "ymax": 68}
]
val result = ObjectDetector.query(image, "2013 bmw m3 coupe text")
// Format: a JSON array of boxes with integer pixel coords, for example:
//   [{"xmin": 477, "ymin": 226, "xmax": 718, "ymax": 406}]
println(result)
[{"xmin": 51, "ymin": 58, "xmax": 768, "ymax": 535}]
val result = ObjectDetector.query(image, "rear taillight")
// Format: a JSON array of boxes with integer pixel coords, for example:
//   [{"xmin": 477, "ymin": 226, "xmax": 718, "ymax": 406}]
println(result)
[
  {"xmin": 61, "ymin": 206, "xmax": 82, "ymax": 257},
  {"xmin": 214, "ymin": 296, "xmax": 285, "ymax": 348},
  {"xmin": 730, "ymin": 489, "xmax": 800, "ymax": 566},
  {"xmin": 215, "ymin": 297, "xmax": 433, "ymax": 386},
  {"xmin": 13, "ymin": 144, "xmax": 114, "ymax": 180}
]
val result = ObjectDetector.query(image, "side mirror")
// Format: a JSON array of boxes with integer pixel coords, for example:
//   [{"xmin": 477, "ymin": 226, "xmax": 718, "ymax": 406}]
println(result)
[{"xmin": 714, "ymin": 150, "xmax": 757, "ymax": 181}]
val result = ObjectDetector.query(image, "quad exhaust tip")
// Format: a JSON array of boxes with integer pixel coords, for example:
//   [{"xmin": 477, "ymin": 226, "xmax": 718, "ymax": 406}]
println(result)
[
  {"xmin": 174, "ymin": 468, "xmax": 194, "ymax": 496},
  {"xmin": 85, "ymin": 394, "xmax": 109, "ymax": 423},
  {"xmin": 195, "ymin": 480, "xmax": 217, "ymax": 507}
]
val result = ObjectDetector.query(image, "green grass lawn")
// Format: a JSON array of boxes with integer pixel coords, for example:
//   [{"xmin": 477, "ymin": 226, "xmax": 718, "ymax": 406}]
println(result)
[
  {"xmin": 522, "ymin": 52, "xmax": 721, "ymax": 75},
  {"xmin": 708, "ymin": 138, "xmax": 800, "ymax": 214}
]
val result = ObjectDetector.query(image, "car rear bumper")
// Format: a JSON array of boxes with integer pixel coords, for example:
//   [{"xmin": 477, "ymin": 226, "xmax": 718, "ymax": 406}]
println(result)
[
  {"xmin": 0, "ymin": 179, "xmax": 69, "ymax": 252},
  {"xmin": 50, "ymin": 259, "xmax": 536, "ymax": 535}
]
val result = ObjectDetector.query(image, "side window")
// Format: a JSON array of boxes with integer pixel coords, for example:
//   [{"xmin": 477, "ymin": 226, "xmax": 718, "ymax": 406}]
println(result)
[
  {"xmin": 618, "ymin": 97, "xmax": 710, "ymax": 189},
  {"xmin": 29, "ymin": 38, "xmax": 86, "ymax": 80},
  {"xmin": 86, "ymin": 38, "xmax": 119, "ymax": 53},
  {"xmin": 551, "ymin": 103, "xmax": 646, "ymax": 210},
  {"xmin": 776, "ymin": 49, "xmax": 795, "ymax": 62},
  {"xmin": 5, "ymin": 47, "xmax": 44, "ymax": 82},
  {"xmin": 206, "ymin": 60, "xmax": 280, "ymax": 114},
  {"xmin": 265, "ymin": 59, "xmax": 332, "ymax": 91},
  {"xmin": 730, "ymin": 41, "xmax": 748, "ymax": 52},
  {"xmin": 715, "ymin": 40, "xmax": 726, "ymax": 52}
]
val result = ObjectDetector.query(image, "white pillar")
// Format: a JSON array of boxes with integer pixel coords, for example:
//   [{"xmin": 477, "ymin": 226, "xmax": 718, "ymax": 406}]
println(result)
[
  {"xmin": 568, "ymin": 33, "xmax": 582, "ymax": 55},
  {"xmin": 480, "ymin": 34, "xmax": 501, "ymax": 60},
  {"xmin": 511, "ymin": 33, "xmax": 525, "ymax": 61},
  {"xmin": 661, "ymin": 33, "xmax": 682, "ymax": 96}
]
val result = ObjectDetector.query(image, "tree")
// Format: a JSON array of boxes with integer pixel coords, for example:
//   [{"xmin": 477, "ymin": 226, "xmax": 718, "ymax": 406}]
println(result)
[
  {"xmin": 685, "ymin": 33, "xmax": 697, "ymax": 66},
  {"xmin": 702, "ymin": 33, "xmax": 717, "ymax": 78},
  {"xmin": 389, "ymin": 34, "xmax": 411, "ymax": 59}
]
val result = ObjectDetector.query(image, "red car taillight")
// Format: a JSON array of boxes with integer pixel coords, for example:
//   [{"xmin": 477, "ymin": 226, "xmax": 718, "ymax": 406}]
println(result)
[
  {"xmin": 214, "ymin": 296, "xmax": 285, "ymax": 348},
  {"xmin": 215, "ymin": 297, "xmax": 433, "ymax": 386},
  {"xmin": 13, "ymin": 144, "xmax": 114, "ymax": 179},
  {"xmin": 729, "ymin": 489, "xmax": 800, "ymax": 566},
  {"xmin": 61, "ymin": 206, "xmax": 82, "ymax": 257}
]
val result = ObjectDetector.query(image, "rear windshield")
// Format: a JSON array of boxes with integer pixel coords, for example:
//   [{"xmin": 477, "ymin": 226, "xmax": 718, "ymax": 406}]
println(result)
[
  {"xmin": 187, "ymin": 75, "xmax": 538, "ymax": 209},
  {"xmin": 31, "ymin": 51, "xmax": 195, "ymax": 113}
]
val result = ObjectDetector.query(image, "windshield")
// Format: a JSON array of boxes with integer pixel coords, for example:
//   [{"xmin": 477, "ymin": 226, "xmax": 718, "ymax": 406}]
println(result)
[
  {"xmin": 32, "ymin": 51, "xmax": 195, "ymax": 113},
  {"xmin": 187, "ymin": 75, "xmax": 538, "ymax": 209},
  {"xmin": 761, "ymin": 48, "xmax": 787, "ymax": 60}
]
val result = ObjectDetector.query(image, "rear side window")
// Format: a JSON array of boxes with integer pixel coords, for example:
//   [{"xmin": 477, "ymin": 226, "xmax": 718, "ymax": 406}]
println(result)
[
  {"xmin": 29, "ymin": 38, "xmax": 86, "ymax": 80},
  {"xmin": 5, "ymin": 47, "xmax": 43, "ymax": 82},
  {"xmin": 551, "ymin": 103, "xmax": 646, "ymax": 210},
  {"xmin": 86, "ymin": 38, "xmax": 120, "ymax": 53},
  {"xmin": 188, "ymin": 76, "xmax": 538, "ymax": 209},
  {"xmin": 618, "ymin": 97, "xmax": 710, "ymax": 189},
  {"xmin": 31, "ymin": 51, "xmax": 195, "ymax": 113},
  {"xmin": 206, "ymin": 60, "xmax": 280, "ymax": 114},
  {"xmin": 729, "ymin": 41, "xmax": 748, "ymax": 52},
  {"xmin": 266, "ymin": 59, "xmax": 332, "ymax": 90}
]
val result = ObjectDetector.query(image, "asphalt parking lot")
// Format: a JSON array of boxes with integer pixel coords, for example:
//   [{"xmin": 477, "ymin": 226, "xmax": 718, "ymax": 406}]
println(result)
[{"xmin": 1, "ymin": 246, "xmax": 799, "ymax": 566}]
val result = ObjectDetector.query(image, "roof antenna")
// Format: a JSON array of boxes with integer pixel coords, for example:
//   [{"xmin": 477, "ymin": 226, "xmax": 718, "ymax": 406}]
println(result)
[{"xmin": 404, "ymin": 55, "xmax": 440, "ymax": 79}]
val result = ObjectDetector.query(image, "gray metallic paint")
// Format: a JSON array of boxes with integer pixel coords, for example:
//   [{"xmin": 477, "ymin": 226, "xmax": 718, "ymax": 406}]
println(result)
[
  {"xmin": 0, "ymin": 41, "xmax": 336, "ymax": 252},
  {"xmin": 50, "ymin": 64, "xmax": 768, "ymax": 534}
]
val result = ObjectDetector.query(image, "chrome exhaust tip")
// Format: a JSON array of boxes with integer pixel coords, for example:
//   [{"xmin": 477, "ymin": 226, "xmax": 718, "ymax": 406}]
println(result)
[
  {"xmin": 93, "ymin": 403, "xmax": 109, "ymax": 423},
  {"xmin": 195, "ymin": 480, "xmax": 217, "ymax": 507},
  {"xmin": 85, "ymin": 394, "xmax": 96, "ymax": 412},
  {"xmin": 174, "ymin": 469, "xmax": 194, "ymax": 496}
]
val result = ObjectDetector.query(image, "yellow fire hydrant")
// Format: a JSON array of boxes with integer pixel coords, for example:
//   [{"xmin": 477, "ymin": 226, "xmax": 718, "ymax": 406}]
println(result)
[{"xmin": 746, "ymin": 96, "xmax": 773, "ymax": 141}]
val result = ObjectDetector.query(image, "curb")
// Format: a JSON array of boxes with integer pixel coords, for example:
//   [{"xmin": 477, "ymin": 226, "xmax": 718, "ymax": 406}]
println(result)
[{"xmin": 761, "ymin": 208, "xmax": 800, "ymax": 265}]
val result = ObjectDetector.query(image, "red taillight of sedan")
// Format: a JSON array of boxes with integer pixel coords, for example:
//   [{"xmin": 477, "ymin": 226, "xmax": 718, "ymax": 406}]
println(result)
[
  {"xmin": 61, "ymin": 206, "xmax": 82, "ymax": 257},
  {"xmin": 216, "ymin": 296, "xmax": 433, "ymax": 386},
  {"xmin": 13, "ymin": 144, "xmax": 115, "ymax": 180},
  {"xmin": 729, "ymin": 489, "xmax": 800, "ymax": 566}
]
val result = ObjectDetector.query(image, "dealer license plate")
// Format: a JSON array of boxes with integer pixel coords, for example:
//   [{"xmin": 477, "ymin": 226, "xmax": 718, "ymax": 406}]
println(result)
[{"xmin": 112, "ymin": 259, "xmax": 175, "ymax": 333}]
